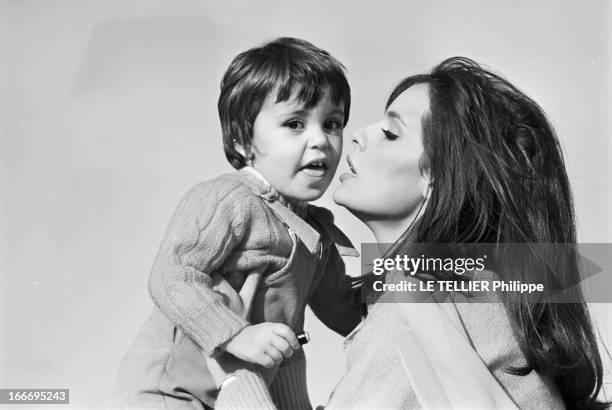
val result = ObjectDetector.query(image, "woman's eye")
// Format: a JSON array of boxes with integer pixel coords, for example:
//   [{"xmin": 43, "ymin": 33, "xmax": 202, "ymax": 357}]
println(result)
[
  {"xmin": 382, "ymin": 129, "xmax": 399, "ymax": 140},
  {"xmin": 286, "ymin": 120, "xmax": 304, "ymax": 130}
]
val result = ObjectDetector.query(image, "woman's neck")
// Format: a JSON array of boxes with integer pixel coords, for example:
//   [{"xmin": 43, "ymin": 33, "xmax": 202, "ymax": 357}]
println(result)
[
  {"xmin": 365, "ymin": 218, "xmax": 413, "ymax": 245},
  {"xmin": 359, "ymin": 204, "xmax": 427, "ymax": 251}
]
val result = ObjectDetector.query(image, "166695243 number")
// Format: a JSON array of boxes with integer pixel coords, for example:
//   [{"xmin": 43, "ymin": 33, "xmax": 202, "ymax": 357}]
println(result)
[{"xmin": 0, "ymin": 389, "xmax": 69, "ymax": 404}]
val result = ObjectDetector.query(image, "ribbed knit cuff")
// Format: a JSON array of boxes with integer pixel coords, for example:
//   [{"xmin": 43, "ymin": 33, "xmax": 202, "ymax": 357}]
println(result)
[
  {"xmin": 215, "ymin": 369, "xmax": 277, "ymax": 410},
  {"xmin": 269, "ymin": 349, "xmax": 312, "ymax": 410},
  {"xmin": 187, "ymin": 298, "xmax": 250, "ymax": 357}
]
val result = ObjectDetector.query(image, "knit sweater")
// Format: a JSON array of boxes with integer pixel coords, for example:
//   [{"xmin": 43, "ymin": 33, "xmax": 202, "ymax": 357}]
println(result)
[
  {"xmin": 148, "ymin": 167, "xmax": 360, "ymax": 356},
  {"xmin": 215, "ymin": 300, "xmax": 565, "ymax": 409},
  {"xmin": 114, "ymin": 167, "xmax": 361, "ymax": 408}
]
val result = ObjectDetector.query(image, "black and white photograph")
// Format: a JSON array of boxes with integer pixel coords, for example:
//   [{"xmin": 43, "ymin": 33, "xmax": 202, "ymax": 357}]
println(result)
[{"xmin": 1, "ymin": 1, "xmax": 611, "ymax": 409}]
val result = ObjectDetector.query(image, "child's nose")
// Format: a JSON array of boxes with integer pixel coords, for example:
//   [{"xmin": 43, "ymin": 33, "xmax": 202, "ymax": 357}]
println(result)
[{"xmin": 308, "ymin": 127, "xmax": 329, "ymax": 149}]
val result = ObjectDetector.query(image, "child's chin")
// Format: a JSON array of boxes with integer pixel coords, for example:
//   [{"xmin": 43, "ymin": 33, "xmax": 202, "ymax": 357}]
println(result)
[{"xmin": 289, "ymin": 189, "xmax": 325, "ymax": 203}]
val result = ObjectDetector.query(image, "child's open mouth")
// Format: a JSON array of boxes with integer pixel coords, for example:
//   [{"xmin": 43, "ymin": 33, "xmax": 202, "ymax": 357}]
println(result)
[{"xmin": 300, "ymin": 160, "xmax": 328, "ymax": 178}]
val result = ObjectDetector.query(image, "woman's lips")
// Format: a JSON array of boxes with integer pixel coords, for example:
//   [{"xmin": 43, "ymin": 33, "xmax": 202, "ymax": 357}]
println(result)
[
  {"xmin": 347, "ymin": 156, "xmax": 357, "ymax": 175},
  {"xmin": 339, "ymin": 172, "xmax": 356, "ymax": 182}
]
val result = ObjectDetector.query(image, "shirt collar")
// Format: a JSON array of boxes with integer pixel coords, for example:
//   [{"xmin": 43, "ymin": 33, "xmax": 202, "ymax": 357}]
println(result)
[{"xmin": 239, "ymin": 167, "xmax": 308, "ymax": 218}]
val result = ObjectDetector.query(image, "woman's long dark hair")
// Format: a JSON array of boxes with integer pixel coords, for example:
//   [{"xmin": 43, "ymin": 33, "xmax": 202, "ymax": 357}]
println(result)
[{"xmin": 386, "ymin": 57, "xmax": 607, "ymax": 409}]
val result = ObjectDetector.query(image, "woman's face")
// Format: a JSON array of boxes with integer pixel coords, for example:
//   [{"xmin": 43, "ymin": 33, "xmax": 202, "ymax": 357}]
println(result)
[{"xmin": 333, "ymin": 83, "xmax": 431, "ymax": 222}]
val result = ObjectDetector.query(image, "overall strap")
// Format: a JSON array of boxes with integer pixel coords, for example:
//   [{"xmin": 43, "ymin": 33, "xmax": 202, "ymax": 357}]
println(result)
[{"xmin": 262, "ymin": 196, "xmax": 321, "ymax": 255}]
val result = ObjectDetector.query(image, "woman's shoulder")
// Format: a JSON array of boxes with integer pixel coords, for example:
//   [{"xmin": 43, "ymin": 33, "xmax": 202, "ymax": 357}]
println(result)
[
  {"xmin": 455, "ymin": 302, "xmax": 521, "ymax": 367},
  {"xmin": 457, "ymin": 302, "xmax": 565, "ymax": 409}
]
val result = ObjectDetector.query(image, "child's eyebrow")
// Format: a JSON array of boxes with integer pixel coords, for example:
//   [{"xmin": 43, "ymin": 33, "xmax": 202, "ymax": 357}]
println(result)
[
  {"xmin": 279, "ymin": 108, "xmax": 308, "ymax": 117},
  {"xmin": 278, "ymin": 108, "xmax": 345, "ymax": 118},
  {"xmin": 328, "ymin": 109, "xmax": 345, "ymax": 117}
]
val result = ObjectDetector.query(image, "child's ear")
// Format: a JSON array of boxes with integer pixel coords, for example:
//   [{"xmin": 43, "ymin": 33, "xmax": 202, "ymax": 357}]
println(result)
[{"xmin": 233, "ymin": 139, "xmax": 246, "ymax": 157}]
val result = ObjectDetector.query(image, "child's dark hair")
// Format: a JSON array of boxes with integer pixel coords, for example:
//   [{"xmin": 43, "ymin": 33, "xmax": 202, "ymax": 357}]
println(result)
[{"xmin": 218, "ymin": 37, "xmax": 351, "ymax": 169}]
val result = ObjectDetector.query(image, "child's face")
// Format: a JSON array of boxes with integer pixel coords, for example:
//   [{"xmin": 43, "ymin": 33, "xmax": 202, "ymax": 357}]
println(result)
[{"xmin": 248, "ymin": 91, "xmax": 344, "ymax": 202}]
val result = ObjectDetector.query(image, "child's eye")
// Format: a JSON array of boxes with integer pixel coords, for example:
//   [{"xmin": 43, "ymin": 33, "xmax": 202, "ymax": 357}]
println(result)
[
  {"xmin": 324, "ymin": 119, "xmax": 343, "ymax": 131},
  {"xmin": 382, "ymin": 129, "xmax": 399, "ymax": 140},
  {"xmin": 285, "ymin": 120, "xmax": 305, "ymax": 130}
]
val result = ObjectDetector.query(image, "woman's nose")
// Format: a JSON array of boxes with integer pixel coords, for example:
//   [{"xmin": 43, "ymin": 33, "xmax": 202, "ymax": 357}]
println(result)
[{"xmin": 351, "ymin": 128, "xmax": 368, "ymax": 151}]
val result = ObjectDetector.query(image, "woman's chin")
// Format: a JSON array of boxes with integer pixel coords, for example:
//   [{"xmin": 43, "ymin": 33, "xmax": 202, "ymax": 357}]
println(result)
[
  {"xmin": 332, "ymin": 185, "xmax": 350, "ymax": 207},
  {"xmin": 332, "ymin": 189, "xmax": 361, "ymax": 215}
]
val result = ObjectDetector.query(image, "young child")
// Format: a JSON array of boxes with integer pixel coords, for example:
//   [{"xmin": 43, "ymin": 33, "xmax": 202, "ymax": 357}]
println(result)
[{"xmin": 113, "ymin": 37, "xmax": 361, "ymax": 409}]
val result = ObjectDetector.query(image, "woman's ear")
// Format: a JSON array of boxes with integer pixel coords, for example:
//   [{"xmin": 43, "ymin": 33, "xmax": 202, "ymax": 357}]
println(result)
[{"xmin": 422, "ymin": 178, "xmax": 433, "ymax": 201}]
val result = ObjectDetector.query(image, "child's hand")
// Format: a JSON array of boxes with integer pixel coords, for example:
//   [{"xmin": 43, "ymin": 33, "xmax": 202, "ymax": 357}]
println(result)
[{"xmin": 223, "ymin": 323, "xmax": 300, "ymax": 368}]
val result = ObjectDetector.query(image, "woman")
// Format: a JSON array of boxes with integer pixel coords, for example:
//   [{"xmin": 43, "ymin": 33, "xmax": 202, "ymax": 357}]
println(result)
[{"xmin": 212, "ymin": 57, "xmax": 608, "ymax": 409}]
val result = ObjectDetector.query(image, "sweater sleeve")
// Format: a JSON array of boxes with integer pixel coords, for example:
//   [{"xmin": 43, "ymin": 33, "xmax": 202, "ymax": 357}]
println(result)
[
  {"xmin": 215, "ymin": 370, "xmax": 278, "ymax": 410},
  {"xmin": 213, "ymin": 352, "xmax": 312, "ymax": 410},
  {"xmin": 148, "ymin": 181, "xmax": 251, "ymax": 356}
]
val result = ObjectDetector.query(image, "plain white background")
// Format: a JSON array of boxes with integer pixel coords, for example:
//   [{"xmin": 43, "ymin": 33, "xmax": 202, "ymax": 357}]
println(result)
[{"xmin": 1, "ymin": 0, "xmax": 611, "ymax": 407}]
